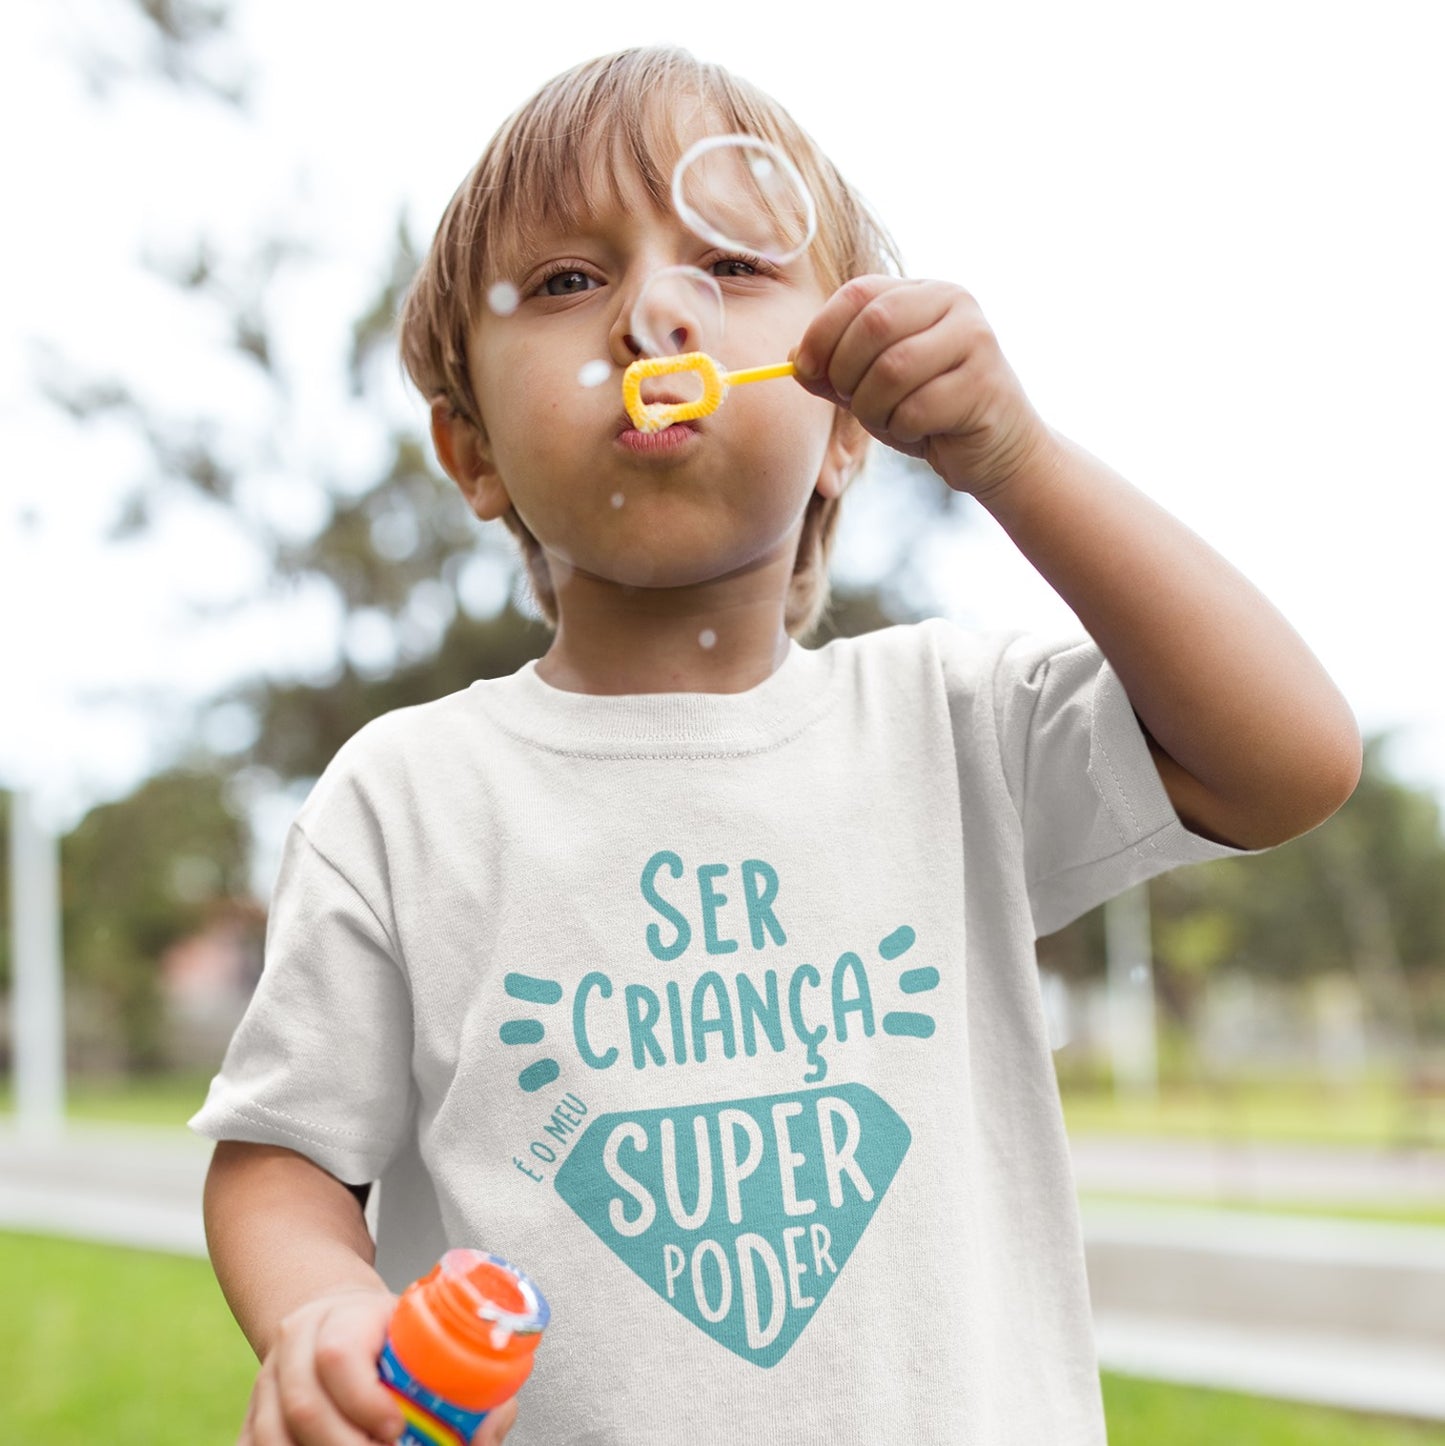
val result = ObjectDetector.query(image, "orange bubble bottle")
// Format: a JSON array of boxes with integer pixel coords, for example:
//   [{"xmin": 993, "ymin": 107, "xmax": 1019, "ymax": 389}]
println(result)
[{"xmin": 378, "ymin": 1248, "xmax": 550, "ymax": 1446}]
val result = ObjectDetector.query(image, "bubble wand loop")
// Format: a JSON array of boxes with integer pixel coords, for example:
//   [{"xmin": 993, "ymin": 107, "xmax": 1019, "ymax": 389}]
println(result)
[{"xmin": 622, "ymin": 352, "xmax": 796, "ymax": 433}]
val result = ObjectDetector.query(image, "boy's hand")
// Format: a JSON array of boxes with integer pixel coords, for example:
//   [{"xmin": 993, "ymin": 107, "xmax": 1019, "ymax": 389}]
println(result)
[
  {"xmin": 792, "ymin": 276, "xmax": 1056, "ymax": 500},
  {"xmin": 240, "ymin": 1287, "xmax": 403, "ymax": 1446}
]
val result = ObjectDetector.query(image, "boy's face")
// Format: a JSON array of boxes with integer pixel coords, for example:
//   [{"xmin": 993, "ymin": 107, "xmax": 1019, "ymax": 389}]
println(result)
[{"xmin": 438, "ymin": 136, "xmax": 853, "ymax": 600}]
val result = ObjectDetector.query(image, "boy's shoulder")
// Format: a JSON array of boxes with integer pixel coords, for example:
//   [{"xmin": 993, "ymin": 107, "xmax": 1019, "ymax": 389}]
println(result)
[
  {"xmin": 827, "ymin": 617, "xmax": 1091, "ymax": 693},
  {"xmin": 335, "ymin": 678, "xmax": 484, "ymax": 759},
  {"xmin": 295, "ymin": 678, "xmax": 494, "ymax": 824}
]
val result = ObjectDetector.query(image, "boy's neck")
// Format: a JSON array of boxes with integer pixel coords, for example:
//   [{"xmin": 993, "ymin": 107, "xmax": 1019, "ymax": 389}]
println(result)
[{"xmin": 536, "ymin": 574, "xmax": 796, "ymax": 696}]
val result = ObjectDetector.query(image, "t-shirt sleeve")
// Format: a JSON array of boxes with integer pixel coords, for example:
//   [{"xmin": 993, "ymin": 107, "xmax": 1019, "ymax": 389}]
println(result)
[
  {"xmin": 188, "ymin": 819, "xmax": 415, "ymax": 1184},
  {"xmin": 991, "ymin": 631, "xmax": 1258, "ymax": 936}
]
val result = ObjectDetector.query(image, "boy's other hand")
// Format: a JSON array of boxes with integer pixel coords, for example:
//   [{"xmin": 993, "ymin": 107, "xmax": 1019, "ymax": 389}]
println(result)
[
  {"xmin": 239, "ymin": 1287, "xmax": 402, "ymax": 1446},
  {"xmin": 792, "ymin": 276, "xmax": 1055, "ymax": 500}
]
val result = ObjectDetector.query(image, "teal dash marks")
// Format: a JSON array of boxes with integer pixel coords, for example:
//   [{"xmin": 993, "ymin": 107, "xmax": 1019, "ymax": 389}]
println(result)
[
  {"xmin": 878, "ymin": 925, "xmax": 915, "ymax": 960},
  {"xmin": 878, "ymin": 925, "xmax": 938, "ymax": 1039},
  {"xmin": 505, "ymin": 973, "xmax": 564, "ymax": 1005},
  {"xmin": 500, "ymin": 1020, "xmax": 545, "ymax": 1045},
  {"xmin": 502, "ymin": 972, "xmax": 564, "ymax": 1092},
  {"xmin": 881, "ymin": 1011, "xmax": 935, "ymax": 1038},
  {"xmin": 899, "ymin": 967, "xmax": 940, "ymax": 994}
]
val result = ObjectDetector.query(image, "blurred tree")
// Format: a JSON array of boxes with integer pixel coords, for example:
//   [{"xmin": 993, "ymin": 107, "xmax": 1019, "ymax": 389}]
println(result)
[
  {"xmin": 1040, "ymin": 737, "xmax": 1445, "ymax": 1045},
  {"xmin": 68, "ymin": 0, "xmax": 249, "ymax": 103},
  {"xmin": 59, "ymin": 769, "xmax": 252, "ymax": 1071}
]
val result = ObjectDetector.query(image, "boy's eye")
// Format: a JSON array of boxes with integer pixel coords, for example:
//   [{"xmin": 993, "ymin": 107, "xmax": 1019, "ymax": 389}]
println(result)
[
  {"xmin": 711, "ymin": 255, "xmax": 763, "ymax": 278},
  {"xmin": 540, "ymin": 269, "xmax": 598, "ymax": 296}
]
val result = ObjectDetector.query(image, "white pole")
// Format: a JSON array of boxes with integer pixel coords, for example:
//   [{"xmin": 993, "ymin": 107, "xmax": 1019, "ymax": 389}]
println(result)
[
  {"xmin": 8, "ymin": 788, "xmax": 66, "ymax": 1138},
  {"xmin": 1104, "ymin": 882, "xmax": 1158, "ymax": 1101}
]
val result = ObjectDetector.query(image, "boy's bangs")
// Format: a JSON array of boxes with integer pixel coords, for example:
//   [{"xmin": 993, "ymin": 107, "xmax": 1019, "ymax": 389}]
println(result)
[
  {"xmin": 471, "ymin": 52, "xmax": 828, "ymax": 287},
  {"xmin": 479, "ymin": 96, "xmax": 688, "ymax": 285}
]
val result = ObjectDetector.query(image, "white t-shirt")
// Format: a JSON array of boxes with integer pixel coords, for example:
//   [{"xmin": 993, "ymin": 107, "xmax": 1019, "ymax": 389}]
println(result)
[{"xmin": 192, "ymin": 620, "xmax": 1246, "ymax": 1445}]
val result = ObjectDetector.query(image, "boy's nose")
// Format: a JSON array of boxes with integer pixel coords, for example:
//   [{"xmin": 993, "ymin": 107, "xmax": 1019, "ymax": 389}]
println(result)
[
  {"xmin": 625, "ymin": 328, "xmax": 692, "ymax": 355},
  {"xmin": 609, "ymin": 314, "xmax": 650, "ymax": 368},
  {"xmin": 610, "ymin": 263, "xmax": 720, "ymax": 363},
  {"xmin": 614, "ymin": 323, "xmax": 694, "ymax": 365}
]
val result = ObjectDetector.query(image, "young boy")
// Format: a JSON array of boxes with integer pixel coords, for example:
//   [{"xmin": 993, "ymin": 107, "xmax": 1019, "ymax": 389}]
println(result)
[{"xmin": 192, "ymin": 46, "xmax": 1361, "ymax": 1446}]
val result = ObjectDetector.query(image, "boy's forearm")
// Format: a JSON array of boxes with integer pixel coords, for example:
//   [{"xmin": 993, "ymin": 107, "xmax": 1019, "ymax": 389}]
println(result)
[
  {"xmin": 203, "ymin": 1140, "xmax": 392, "ymax": 1361},
  {"xmin": 979, "ymin": 432, "xmax": 1362, "ymax": 848}
]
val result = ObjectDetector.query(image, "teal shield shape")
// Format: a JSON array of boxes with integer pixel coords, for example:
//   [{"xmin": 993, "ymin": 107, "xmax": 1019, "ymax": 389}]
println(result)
[{"xmin": 554, "ymin": 1083, "xmax": 910, "ymax": 1367}]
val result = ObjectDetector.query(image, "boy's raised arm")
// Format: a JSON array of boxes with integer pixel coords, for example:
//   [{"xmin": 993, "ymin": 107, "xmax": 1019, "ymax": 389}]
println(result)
[
  {"xmin": 970, "ymin": 430, "xmax": 1362, "ymax": 848},
  {"xmin": 794, "ymin": 276, "xmax": 1363, "ymax": 849}
]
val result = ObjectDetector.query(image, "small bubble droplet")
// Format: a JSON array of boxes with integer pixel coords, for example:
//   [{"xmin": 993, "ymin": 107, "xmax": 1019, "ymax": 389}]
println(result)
[
  {"xmin": 487, "ymin": 281, "xmax": 520, "ymax": 316},
  {"xmin": 610, "ymin": 492, "xmax": 625, "ymax": 509},
  {"xmin": 577, "ymin": 359, "xmax": 611, "ymax": 388},
  {"xmin": 698, "ymin": 629, "xmax": 718, "ymax": 650}
]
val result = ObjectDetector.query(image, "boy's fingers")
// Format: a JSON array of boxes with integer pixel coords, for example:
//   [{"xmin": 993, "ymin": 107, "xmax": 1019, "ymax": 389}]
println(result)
[
  {"xmin": 880, "ymin": 369, "xmax": 978, "ymax": 452},
  {"xmin": 844, "ymin": 317, "xmax": 972, "ymax": 441},
  {"xmin": 237, "ymin": 1384, "xmax": 260, "ymax": 1445},
  {"xmin": 312, "ymin": 1343, "xmax": 405, "ymax": 1443},
  {"xmin": 472, "ymin": 1396, "xmax": 519, "ymax": 1445},
  {"xmin": 824, "ymin": 281, "xmax": 962, "ymax": 405},
  {"xmin": 272, "ymin": 1312, "xmax": 379, "ymax": 1446},
  {"xmin": 312, "ymin": 1297, "xmax": 405, "ymax": 1442},
  {"xmin": 792, "ymin": 274, "xmax": 903, "ymax": 385},
  {"xmin": 243, "ymin": 1369, "xmax": 291, "ymax": 1446}
]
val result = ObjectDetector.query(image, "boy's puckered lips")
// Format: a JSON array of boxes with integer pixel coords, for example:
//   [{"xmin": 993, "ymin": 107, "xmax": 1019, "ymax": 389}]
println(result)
[
  {"xmin": 615, "ymin": 399, "xmax": 703, "ymax": 437},
  {"xmin": 615, "ymin": 412, "xmax": 702, "ymax": 453}
]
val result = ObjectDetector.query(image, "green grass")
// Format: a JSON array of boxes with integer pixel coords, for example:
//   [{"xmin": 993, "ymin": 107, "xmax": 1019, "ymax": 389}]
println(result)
[
  {"xmin": 1079, "ymin": 1192, "xmax": 1445, "ymax": 1229},
  {"xmin": 0, "ymin": 1232, "xmax": 256, "ymax": 1442},
  {"xmin": 2, "ymin": 1232, "xmax": 1443, "ymax": 1444},
  {"xmin": 0, "ymin": 1071, "xmax": 214, "ymax": 1129},
  {"xmin": 1059, "ymin": 1073, "xmax": 1445, "ymax": 1150},
  {"xmin": 1101, "ymin": 1374, "xmax": 1445, "ymax": 1444}
]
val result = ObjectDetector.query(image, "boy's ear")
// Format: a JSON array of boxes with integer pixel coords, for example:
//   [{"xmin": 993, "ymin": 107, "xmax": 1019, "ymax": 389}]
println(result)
[
  {"xmin": 430, "ymin": 398, "xmax": 510, "ymax": 522},
  {"xmin": 815, "ymin": 409, "xmax": 869, "ymax": 501}
]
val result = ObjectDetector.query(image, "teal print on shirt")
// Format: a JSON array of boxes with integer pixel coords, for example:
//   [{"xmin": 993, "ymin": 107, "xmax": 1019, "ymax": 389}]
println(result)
[
  {"xmin": 497, "ymin": 923, "xmax": 938, "ymax": 1092},
  {"xmin": 553, "ymin": 1083, "xmax": 910, "ymax": 1367},
  {"xmin": 500, "ymin": 973, "xmax": 564, "ymax": 1092}
]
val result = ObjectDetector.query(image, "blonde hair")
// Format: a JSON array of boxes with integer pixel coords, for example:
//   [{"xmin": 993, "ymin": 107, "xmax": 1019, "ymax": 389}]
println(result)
[{"xmin": 399, "ymin": 47, "xmax": 900, "ymax": 638}]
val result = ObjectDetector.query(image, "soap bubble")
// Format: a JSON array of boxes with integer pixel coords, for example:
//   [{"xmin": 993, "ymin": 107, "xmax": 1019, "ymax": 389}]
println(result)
[
  {"xmin": 630, "ymin": 265, "xmax": 724, "ymax": 359},
  {"xmin": 487, "ymin": 281, "xmax": 520, "ymax": 316},
  {"xmin": 577, "ymin": 359, "xmax": 611, "ymax": 388},
  {"xmin": 610, "ymin": 492, "xmax": 625, "ymax": 509},
  {"xmin": 672, "ymin": 135, "xmax": 816, "ymax": 265},
  {"xmin": 698, "ymin": 629, "xmax": 718, "ymax": 650}
]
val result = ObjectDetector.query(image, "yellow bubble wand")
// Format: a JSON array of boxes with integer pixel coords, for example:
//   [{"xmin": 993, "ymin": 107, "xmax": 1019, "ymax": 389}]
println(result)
[{"xmin": 622, "ymin": 353, "xmax": 796, "ymax": 433}]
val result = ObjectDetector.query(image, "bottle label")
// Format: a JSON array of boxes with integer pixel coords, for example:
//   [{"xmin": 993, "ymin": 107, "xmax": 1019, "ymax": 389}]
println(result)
[{"xmin": 379, "ymin": 1340, "xmax": 489, "ymax": 1446}]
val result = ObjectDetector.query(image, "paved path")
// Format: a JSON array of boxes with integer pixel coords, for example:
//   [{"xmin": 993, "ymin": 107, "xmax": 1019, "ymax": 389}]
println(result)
[
  {"xmin": 1082, "ymin": 1199, "xmax": 1445, "ymax": 1420},
  {"xmin": 3, "ymin": 1124, "xmax": 1443, "ymax": 1420},
  {"xmin": 1071, "ymin": 1133, "xmax": 1445, "ymax": 1206},
  {"xmin": 1073, "ymin": 1135, "xmax": 1445, "ymax": 1419},
  {"xmin": 0, "ymin": 1121, "xmax": 209, "ymax": 1255}
]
